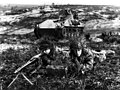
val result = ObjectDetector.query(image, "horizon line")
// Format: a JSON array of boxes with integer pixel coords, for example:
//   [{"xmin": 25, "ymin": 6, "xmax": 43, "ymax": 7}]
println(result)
[{"xmin": 0, "ymin": 3, "xmax": 115, "ymax": 6}]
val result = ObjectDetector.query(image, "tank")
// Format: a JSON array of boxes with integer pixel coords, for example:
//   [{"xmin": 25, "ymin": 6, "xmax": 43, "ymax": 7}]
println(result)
[
  {"xmin": 34, "ymin": 19, "xmax": 64, "ymax": 39},
  {"xmin": 34, "ymin": 26, "xmax": 63, "ymax": 39}
]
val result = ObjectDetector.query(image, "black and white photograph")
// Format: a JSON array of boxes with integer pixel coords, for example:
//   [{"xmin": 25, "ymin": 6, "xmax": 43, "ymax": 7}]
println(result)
[{"xmin": 0, "ymin": 0, "xmax": 120, "ymax": 90}]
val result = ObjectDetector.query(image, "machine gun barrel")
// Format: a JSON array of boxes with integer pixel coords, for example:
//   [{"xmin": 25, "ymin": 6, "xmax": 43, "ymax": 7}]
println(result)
[{"xmin": 14, "ymin": 53, "xmax": 42, "ymax": 74}]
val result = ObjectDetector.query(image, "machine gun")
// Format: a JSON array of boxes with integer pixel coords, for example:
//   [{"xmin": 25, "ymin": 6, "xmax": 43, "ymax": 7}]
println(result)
[
  {"xmin": 8, "ymin": 53, "xmax": 42, "ymax": 88},
  {"xmin": 14, "ymin": 53, "xmax": 42, "ymax": 74}
]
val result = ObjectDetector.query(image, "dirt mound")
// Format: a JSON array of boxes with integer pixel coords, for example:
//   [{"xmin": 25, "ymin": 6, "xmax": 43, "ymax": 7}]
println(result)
[{"xmin": 84, "ymin": 19, "xmax": 120, "ymax": 33}]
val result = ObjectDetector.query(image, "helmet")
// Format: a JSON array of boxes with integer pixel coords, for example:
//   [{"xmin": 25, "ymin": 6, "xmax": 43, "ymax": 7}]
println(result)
[{"xmin": 38, "ymin": 40, "xmax": 53, "ymax": 51}]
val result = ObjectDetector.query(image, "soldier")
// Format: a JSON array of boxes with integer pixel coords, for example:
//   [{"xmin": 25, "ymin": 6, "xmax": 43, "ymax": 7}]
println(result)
[
  {"xmin": 30, "ymin": 40, "xmax": 55, "ymax": 75},
  {"xmin": 69, "ymin": 40, "xmax": 79, "ymax": 63},
  {"xmin": 76, "ymin": 42, "xmax": 94, "ymax": 74},
  {"xmin": 40, "ymin": 48, "xmax": 54, "ymax": 68},
  {"xmin": 38, "ymin": 40, "xmax": 55, "ymax": 67},
  {"xmin": 69, "ymin": 40, "xmax": 83, "ymax": 76}
]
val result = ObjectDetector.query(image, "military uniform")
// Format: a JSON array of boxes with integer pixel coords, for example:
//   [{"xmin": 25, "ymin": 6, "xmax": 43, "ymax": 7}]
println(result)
[
  {"xmin": 69, "ymin": 41, "xmax": 79, "ymax": 61},
  {"xmin": 78, "ymin": 48, "xmax": 94, "ymax": 73},
  {"xmin": 41, "ymin": 52, "xmax": 54, "ymax": 68},
  {"xmin": 36, "ymin": 40, "xmax": 55, "ymax": 68}
]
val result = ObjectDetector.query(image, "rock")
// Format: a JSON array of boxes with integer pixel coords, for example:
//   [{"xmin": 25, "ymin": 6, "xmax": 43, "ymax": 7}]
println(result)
[{"xmin": 91, "ymin": 37, "xmax": 103, "ymax": 42}]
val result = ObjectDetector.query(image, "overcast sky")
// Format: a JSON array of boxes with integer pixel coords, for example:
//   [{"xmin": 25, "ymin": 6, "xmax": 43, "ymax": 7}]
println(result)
[{"xmin": 0, "ymin": 0, "xmax": 120, "ymax": 6}]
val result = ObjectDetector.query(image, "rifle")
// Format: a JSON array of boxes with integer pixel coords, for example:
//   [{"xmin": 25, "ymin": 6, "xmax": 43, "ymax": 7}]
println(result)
[{"xmin": 14, "ymin": 53, "xmax": 42, "ymax": 74}]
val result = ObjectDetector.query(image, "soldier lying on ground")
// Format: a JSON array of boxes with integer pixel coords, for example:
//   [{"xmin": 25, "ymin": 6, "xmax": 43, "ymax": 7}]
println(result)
[
  {"xmin": 69, "ymin": 41, "xmax": 115, "ymax": 75},
  {"xmin": 30, "ymin": 40, "xmax": 55, "ymax": 74},
  {"xmin": 69, "ymin": 41, "xmax": 85, "ymax": 75},
  {"xmin": 30, "ymin": 48, "xmax": 55, "ymax": 75}
]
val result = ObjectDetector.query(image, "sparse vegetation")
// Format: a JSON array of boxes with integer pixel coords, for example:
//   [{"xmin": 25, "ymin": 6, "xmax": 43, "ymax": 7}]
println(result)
[
  {"xmin": 0, "ymin": 4, "xmax": 120, "ymax": 90},
  {"xmin": 0, "ymin": 33, "xmax": 119, "ymax": 90}
]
